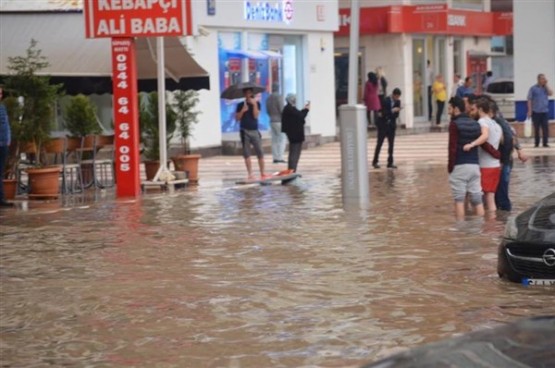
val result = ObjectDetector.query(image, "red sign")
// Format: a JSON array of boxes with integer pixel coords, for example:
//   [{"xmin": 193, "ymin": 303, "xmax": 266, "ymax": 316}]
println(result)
[
  {"xmin": 336, "ymin": 5, "xmax": 512, "ymax": 37},
  {"xmin": 84, "ymin": 0, "xmax": 192, "ymax": 38},
  {"xmin": 111, "ymin": 38, "xmax": 141, "ymax": 198}
]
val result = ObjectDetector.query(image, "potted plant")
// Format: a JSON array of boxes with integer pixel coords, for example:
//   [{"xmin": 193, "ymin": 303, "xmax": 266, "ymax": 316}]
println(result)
[
  {"xmin": 170, "ymin": 90, "xmax": 201, "ymax": 184},
  {"xmin": 139, "ymin": 91, "xmax": 177, "ymax": 180},
  {"xmin": 3, "ymin": 39, "xmax": 63, "ymax": 198},
  {"xmin": 61, "ymin": 94, "xmax": 102, "ymax": 185},
  {"xmin": 62, "ymin": 93, "xmax": 101, "ymax": 149}
]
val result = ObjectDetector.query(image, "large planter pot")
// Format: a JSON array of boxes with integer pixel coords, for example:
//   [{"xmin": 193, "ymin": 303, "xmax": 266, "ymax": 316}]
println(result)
[
  {"xmin": 171, "ymin": 154, "xmax": 201, "ymax": 184},
  {"xmin": 143, "ymin": 160, "xmax": 160, "ymax": 181},
  {"xmin": 26, "ymin": 166, "xmax": 61, "ymax": 199},
  {"xmin": 3, "ymin": 179, "xmax": 17, "ymax": 200}
]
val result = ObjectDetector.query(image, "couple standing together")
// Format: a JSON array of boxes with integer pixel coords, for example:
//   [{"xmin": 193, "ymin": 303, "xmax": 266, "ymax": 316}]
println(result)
[
  {"xmin": 236, "ymin": 87, "xmax": 309, "ymax": 180},
  {"xmin": 363, "ymin": 69, "xmax": 402, "ymax": 169}
]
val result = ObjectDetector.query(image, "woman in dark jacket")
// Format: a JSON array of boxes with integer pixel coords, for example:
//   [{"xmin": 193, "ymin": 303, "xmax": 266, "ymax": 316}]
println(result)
[{"xmin": 281, "ymin": 93, "xmax": 310, "ymax": 172}]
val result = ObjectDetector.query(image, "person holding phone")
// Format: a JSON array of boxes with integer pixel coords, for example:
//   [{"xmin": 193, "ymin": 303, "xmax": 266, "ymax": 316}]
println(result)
[
  {"xmin": 527, "ymin": 73, "xmax": 553, "ymax": 148},
  {"xmin": 372, "ymin": 88, "xmax": 402, "ymax": 169},
  {"xmin": 235, "ymin": 88, "xmax": 268, "ymax": 180},
  {"xmin": 281, "ymin": 94, "xmax": 310, "ymax": 174}
]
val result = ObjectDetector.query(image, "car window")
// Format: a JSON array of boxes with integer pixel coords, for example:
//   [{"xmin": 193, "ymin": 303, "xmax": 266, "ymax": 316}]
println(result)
[{"xmin": 487, "ymin": 81, "xmax": 514, "ymax": 94}]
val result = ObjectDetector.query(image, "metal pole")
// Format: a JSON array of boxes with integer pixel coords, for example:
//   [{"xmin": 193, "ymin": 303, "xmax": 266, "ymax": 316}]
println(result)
[
  {"xmin": 153, "ymin": 36, "xmax": 168, "ymax": 182},
  {"xmin": 339, "ymin": 0, "xmax": 369, "ymax": 209},
  {"xmin": 347, "ymin": 0, "xmax": 360, "ymax": 106}
]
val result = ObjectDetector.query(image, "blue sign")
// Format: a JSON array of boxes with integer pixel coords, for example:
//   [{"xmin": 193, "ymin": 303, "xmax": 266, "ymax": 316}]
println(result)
[{"xmin": 207, "ymin": 0, "xmax": 215, "ymax": 15}]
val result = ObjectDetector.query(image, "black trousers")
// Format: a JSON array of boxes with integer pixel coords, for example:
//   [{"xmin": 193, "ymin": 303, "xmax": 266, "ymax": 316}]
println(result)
[
  {"xmin": 532, "ymin": 112, "xmax": 549, "ymax": 146},
  {"xmin": 288, "ymin": 142, "xmax": 303, "ymax": 172},
  {"xmin": 427, "ymin": 85, "xmax": 433, "ymax": 121},
  {"xmin": 436, "ymin": 100, "xmax": 445, "ymax": 125},
  {"xmin": 373, "ymin": 120, "xmax": 396, "ymax": 166},
  {"xmin": 0, "ymin": 145, "xmax": 7, "ymax": 201}
]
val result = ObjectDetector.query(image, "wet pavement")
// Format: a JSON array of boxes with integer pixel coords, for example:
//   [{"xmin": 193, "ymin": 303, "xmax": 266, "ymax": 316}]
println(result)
[{"xmin": 1, "ymin": 133, "xmax": 554, "ymax": 367}]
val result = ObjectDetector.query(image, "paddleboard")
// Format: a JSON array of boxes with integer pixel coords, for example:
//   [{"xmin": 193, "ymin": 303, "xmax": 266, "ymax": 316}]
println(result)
[{"xmin": 235, "ymin": 171, "xmax": 301, "ymax": 185}]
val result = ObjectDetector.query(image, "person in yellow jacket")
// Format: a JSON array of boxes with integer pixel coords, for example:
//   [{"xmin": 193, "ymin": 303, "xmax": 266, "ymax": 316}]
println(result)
[{"xmin": 432, "ymin": 74, "xmax": 447, "ymax": 126}]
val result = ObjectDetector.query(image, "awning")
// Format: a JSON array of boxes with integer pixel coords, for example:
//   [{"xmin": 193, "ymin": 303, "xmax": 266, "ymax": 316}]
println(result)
[{"xmin": 0, "ymin": 12, "xmax": 210, "ymax": 94}]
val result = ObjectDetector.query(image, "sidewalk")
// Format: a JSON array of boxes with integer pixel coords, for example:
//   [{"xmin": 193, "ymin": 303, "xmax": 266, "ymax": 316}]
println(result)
[
  {"xmin": 198, "ymin": 131, "xmax": 555, "ymax": 183},
  {"xmin": 3, "ymin": 131, "xmax": 554, "ymax": 213}
]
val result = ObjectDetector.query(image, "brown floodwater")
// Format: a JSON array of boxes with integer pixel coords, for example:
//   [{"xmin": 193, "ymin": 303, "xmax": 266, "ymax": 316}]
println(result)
[{"xmin": 1, "ymin": 157, "xmax": 554, "ymax": 367}]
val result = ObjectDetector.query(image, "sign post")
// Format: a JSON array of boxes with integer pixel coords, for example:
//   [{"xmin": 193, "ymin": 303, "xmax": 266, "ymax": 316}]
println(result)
[
  {"xmin": 111, "ymin": 38, "xmax": 141, "ymax": 197},
  {"xmin": 83, "ymin": 0, "xmax": 192, "ymax": 197}
]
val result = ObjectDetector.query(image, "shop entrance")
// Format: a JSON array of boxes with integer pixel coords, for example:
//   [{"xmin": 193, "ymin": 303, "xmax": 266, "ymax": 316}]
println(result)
[{"xmin": 412, "ymin": 38, "xmax": 426, "ymax": 119}]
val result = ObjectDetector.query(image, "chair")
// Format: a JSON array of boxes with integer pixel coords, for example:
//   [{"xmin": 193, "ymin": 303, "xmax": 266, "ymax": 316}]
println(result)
[
  {"xmin": 77, "ymin": 134, "xmax": 115, "ymax": 189},
  {"xmin": 44, "ymin": 137, "xmax": 83, "ymax": 194},
  {"xmin": 15, "ymin": 142, "xmax": 37, "ymax": 195},
  {"xmin": 93, "ymin": 134, "xmax": 115, "ymax": 188}
]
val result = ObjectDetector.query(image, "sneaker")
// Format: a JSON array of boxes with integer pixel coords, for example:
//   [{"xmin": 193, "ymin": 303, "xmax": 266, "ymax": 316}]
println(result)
[
  {"xmin": 543, "ymin": 144, "xmax": 551, "ymax": 148},
  {"xmin": 0, "ymin": 201, "xmax": 14, "ymax": 208},
  {"xmin": 387, "ymin": 164, "xmax": 398, "ymax": 169},
  {"xmin": 372, "ymin": 163, "xmax": 380, "ymax": 169}
]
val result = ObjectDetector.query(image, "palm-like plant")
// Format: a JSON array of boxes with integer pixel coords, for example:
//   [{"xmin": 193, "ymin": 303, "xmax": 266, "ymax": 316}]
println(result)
[
  {"xmin": 173, "ymin": 90, "xmax": 200, "ymax": 154},
  {"xmin": 3, "ymin": 39, "xmax": 62, "ymax": 166},
  {"xmin": 139, "ymin": 91, "xmax": 177, "ymax": 161}
]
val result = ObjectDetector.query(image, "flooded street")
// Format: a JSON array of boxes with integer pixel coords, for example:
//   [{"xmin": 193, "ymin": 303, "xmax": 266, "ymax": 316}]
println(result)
[{"xmin": 1, "ymin": 155, "xmax": 554, "ymax": 367}]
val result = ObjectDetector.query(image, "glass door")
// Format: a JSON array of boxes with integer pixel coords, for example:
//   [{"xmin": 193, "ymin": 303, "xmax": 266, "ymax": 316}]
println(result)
[{"xmin": 412, "ymin": 38, "xmax": 426, "ymax": 118}]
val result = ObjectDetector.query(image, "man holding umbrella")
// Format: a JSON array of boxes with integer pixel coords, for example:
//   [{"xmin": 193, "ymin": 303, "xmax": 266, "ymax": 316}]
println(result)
[{"xmin": 235, "ymin": 88, "xmax": 268, "ymax": 180}]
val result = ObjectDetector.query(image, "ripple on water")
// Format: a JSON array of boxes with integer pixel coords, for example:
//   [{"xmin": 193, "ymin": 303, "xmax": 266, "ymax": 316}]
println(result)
[{"xmin": 1, "ymin": 162, "xmax": 554, "ymax": 367}]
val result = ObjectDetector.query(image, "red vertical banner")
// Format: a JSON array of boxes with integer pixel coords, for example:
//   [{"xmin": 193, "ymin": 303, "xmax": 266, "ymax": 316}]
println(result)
[{"xmin": 111, "ymin": 38, "xmax": 141, "ymax": 198}]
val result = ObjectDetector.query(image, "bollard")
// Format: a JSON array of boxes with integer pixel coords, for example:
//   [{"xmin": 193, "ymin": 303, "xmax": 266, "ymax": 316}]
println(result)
[{"xmin": 339, "ymin": 104, "xmax": 369, "ymax": 209}]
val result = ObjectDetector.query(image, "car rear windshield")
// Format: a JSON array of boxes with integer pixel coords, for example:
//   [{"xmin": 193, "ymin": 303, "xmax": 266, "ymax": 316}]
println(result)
[{"xmin": 487, "ymin": 81, "xmax": 514, "ymax": 94}]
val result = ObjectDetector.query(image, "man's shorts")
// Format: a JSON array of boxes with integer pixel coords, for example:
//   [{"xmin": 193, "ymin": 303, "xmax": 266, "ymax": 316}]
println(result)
[
  {"xmin": 480, "ymin": 167, "xmax": 501, "ymax": 193},
  {"xmin": 240, "ymin": 129, "xmax": 264, "ymax": 159},
  {"xmin": 449, "ymin": 164, "xmax": 482, "ymax": 203}
]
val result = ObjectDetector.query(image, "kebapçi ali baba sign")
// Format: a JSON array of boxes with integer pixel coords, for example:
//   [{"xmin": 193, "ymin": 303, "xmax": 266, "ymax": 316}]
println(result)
[{"xmin": 84, "ymin": 0, "xmax": 192, "ymax": 197}]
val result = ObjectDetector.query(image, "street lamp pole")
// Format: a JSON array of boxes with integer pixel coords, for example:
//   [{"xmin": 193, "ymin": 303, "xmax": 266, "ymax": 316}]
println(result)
[{"xmin": 339, "ymin": 0, "xmax": 369, "ymax": 209}]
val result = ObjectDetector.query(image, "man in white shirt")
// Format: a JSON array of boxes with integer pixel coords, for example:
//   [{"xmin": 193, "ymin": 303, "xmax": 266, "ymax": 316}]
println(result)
[{"xmin": 463, "ymin": 97, "xmax": 502, "ymax": 212}]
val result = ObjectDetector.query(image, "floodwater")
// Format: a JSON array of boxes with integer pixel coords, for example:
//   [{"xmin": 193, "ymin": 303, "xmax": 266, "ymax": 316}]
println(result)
[{"xmin": 1, "ymin": 157, "xmax": 554, "ymax": 368}]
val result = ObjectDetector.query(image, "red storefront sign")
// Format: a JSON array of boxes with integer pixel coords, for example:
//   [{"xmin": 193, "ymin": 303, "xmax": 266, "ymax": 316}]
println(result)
[
  {"xmin": 111, "ymin": 38, "xmax": 141, "ymax": 198},
  {"xmin": 84, "ymin": 0, "xmax": 192, "ymax": 38},
  {"xmin": 336, "ymin": 5, "xmax": 512, "ymax": 37},
  {"xmin": 83, "ymin": 1, "xmax": 192, "ymax": 197}
]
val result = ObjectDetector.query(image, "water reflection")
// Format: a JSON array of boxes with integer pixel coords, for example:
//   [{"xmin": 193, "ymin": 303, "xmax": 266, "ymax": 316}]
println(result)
[{"xmin": 1, "ymin": 158, "xmax": 554, "ymax": 367}]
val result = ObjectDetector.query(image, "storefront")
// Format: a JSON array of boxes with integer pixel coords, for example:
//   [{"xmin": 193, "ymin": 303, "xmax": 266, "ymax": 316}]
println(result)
[
  {"xmin": 335, "ymin": 3, "xmax": 512, "ymax": 128},
  {"xmin": 187, "ymin": 0, "xmax": 339, "ymax": 150}
]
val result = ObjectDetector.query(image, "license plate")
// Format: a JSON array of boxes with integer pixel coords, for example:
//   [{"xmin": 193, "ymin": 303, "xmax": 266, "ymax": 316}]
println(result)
[{"xmin": 522, "ymin": 278, "xmax": 555, "ymax": 286}]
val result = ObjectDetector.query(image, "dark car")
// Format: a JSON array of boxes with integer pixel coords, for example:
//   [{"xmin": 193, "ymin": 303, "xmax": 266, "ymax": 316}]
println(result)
[
  {"xmin": 497, "ymin": 192, "xmax": 555, "ymax": 285},
  {"xmin": 361, "ymin": 316, "xmax": 555, "ymax": 368}
]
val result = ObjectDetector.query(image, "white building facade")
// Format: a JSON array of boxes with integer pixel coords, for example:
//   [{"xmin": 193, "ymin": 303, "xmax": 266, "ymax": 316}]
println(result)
[
  {"xmin": 513, "ymin": 0, "xmax": 555, "ymax": 120},
  {"xmin": 335, "ymin": 0, "xmax": 513, "ymax": 127},
  {"xmin": 184, "ymin": 0, "xmax": 339, "ymax": 151}
]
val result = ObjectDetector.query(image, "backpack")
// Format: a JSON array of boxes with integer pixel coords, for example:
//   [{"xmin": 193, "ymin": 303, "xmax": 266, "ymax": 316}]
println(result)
[{"xmin": 494, "ymin": 116, "xmax": 514, "ymax": 164}]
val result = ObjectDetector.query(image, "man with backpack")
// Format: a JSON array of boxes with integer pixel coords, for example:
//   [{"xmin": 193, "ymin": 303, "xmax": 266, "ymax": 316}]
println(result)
[{"xmin": 489, "ymin": 99, "xmax": 528, "ymax": 211}]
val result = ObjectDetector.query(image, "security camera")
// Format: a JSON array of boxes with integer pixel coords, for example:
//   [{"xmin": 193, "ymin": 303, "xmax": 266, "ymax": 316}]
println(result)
[{"xmin": 198, "ymin": 26, "xmax": 210, "ymax": 37}]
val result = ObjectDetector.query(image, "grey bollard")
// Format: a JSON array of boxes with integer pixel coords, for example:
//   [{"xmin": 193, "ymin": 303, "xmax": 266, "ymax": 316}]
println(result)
[{"xmin": 339, "ymin": 104, "xmax": 369, "ymax": 209}]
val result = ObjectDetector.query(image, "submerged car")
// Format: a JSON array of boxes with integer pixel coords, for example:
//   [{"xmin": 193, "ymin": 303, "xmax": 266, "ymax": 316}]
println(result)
[{"xmin": 497, "ymin": 192, "xmax": 555, "ymax": 285}]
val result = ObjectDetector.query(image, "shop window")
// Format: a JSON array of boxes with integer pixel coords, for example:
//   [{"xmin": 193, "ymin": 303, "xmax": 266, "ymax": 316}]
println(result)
[{"xmin": 451, "ymin": 0, "xmax": 483, "ymax": 10}]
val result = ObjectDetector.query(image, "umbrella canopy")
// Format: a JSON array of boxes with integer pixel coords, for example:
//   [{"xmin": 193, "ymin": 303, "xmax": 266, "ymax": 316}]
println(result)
[{"xmin": 220, "ymin": 82, "xmax": 266, "ymax": 100}]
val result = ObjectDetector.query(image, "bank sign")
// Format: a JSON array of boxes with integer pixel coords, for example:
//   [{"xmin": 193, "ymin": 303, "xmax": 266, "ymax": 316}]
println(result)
[
  {"xmin": 84, "ymin": 0, "xmax": 192, "ymax": 38},
  {"xmin": 244, "ymin": 0, "xmax": 294, "ymax": 24}
]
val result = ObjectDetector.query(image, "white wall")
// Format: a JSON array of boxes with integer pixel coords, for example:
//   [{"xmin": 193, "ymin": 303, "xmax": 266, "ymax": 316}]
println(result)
[
  {"xmin": 174, "ymin": 32, "xmax": 223, "ymax": 150},
  {"xmin": 336, "ymin": 34, "xmax": 412, "ymax": 127},
  {"xmin": 305, "ymin": 32, "xmax": 337, "ymax": 137},
  {"xmin": 513, "ymin": 0, "xmax": 555, "ymax": 101}
]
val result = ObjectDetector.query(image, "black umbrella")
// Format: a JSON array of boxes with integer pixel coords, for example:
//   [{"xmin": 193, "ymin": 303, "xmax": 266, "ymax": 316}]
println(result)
[{"xmin": 220, "ymin": 82, "xmax": 266, "ymax": 100}]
